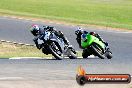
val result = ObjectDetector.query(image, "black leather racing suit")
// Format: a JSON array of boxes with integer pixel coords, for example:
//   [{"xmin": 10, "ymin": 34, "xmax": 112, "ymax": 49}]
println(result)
[{"xmin": 33, "ymin": 26, "xmax": 69, "ymax": 49}]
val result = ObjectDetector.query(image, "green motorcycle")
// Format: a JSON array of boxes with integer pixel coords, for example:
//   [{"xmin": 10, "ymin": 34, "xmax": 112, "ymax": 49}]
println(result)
[{"xmin": 81, "ymin": 33, "xmax": 112, "ymax": 59}]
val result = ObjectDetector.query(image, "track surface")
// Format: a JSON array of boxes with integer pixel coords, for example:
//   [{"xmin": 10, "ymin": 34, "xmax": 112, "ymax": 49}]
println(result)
[{"xmin": 0, "ymin": 16, "xmax": 132, "ymax": 88}]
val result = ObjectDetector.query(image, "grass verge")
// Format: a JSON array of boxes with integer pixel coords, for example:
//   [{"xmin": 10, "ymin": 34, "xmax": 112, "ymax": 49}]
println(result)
[
  {"xmin": 0, "ymin": 0, "xmax": 131, "ymax": 29},
  {"xmin": 0, "ymin": 42, "xmax": 52, "ymax": 58},
  {"xmin": 0, "ymin": 42, "xmax": 82, "ymax": 58}
]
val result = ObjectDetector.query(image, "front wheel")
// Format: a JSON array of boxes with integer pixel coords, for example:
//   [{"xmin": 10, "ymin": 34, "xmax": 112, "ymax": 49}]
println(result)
[
  {"xmin": 49, "ymin": 42, "xmax": 63, "ymax": 60},
  {"xmin": 107, "ymin": 52, "xmax": 112, "ymax": 59},
  {"xmin": 105, "ymin": 49, "xmax": 112, "ymax": 59},
  {"xmin": 91, "ymin": 43, "xmax": 105, "ymax": 59}
]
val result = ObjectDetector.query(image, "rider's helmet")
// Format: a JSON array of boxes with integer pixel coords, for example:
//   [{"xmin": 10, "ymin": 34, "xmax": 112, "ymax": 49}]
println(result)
[
  {"xmin": 75, "ymin": 27, "xmax": 84, "ymax": 35},
  {"xmin": 30, "ymin": 24, "xmax": 40, "ymax": 36},
  {"xmin": 81, "ymin": 33, "xmax": 87, "ymax": 41}
]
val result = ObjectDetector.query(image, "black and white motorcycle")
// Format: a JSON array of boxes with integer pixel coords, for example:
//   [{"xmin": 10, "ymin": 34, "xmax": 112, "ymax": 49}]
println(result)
[{"xmin": 36, "ymin": 31, "xmax": 77, "ymax": 60}]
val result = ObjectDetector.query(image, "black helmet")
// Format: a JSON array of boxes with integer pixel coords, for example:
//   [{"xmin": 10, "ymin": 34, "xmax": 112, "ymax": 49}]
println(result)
[{"xmin": 30, "ymin": 24, "xmax": 40, "ymax": 36}]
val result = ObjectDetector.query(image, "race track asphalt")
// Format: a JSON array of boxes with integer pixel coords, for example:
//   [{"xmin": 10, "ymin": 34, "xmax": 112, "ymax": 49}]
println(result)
[{"xmin": 0, "ymin": 16, "xmax": 132, "ymax": 88}]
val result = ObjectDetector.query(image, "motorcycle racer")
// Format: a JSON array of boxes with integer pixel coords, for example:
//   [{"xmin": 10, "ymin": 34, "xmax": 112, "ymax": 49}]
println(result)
[
  {"xmin": 75, "ymin": 28, "xmax": 112, "ymax": 59},
  {"xmin": 75, "ymin": 28, "xmax": 108, "ymax": 49},
  {"xmin": 30, "ymin": 24, "xmax": 70, "ymax": 49}
]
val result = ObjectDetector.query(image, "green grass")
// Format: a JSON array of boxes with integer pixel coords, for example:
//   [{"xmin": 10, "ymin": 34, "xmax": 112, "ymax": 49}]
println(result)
[
  {"xmin": 0, "ymin": 42, "xmax": 82, "ymax": 58},
  {"xmin": 0, "ymin": 42, "xmax": 52, "ymax": 58},
  {"xmin": 0, "ymin": 0, "xmax": 131, "ymax": 29}
]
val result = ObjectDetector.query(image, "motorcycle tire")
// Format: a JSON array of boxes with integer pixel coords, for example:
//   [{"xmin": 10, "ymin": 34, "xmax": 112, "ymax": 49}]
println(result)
[
  {"xmin": 106, "ymin": 51, "xmax": 112, "ymax": 59},
  {"xmin": 49, "ymin": 42, "xmax": 63, "ymax": 60},
  {"xmin": 91, "ymin": 43, "xmax": 105, "ymax": 59}
]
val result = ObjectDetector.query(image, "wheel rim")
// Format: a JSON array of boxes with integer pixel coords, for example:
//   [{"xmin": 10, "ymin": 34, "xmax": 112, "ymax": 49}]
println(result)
[{"xmin": 51, "ymin": 42, "xmax": 62, "ymax": 56}]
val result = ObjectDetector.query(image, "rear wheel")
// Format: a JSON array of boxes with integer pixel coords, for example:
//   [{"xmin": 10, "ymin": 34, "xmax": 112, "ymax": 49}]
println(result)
[
  {"xmin": 49, "ymin": 42, "xmax": 63, "ymax": 60},
  {"xmin": 91, "ymin": 43, "xmax": 105, "ymax": 59}
]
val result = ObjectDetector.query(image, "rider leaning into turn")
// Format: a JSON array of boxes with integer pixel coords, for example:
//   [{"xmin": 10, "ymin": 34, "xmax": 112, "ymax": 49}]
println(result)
[
  {"xmin": 30, "ymin": 24, "xmax": 70, "ymax": 49},
  {"xmin": 75, "ymin": 28, "xmax": 108, "ymax": 49}
]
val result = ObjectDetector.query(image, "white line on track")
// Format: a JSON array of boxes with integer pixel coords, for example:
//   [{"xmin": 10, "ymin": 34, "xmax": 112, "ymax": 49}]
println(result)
[
  {"xmin": 9, "ymin": 55, "xmax": 95, "ymax": 59},
  {"xmin": 9, "ymin": 57, "xmax": 52, "ymax": 59},
  {"xmin": 0, "ymin": 77, "xmax": 24, "ymax": 80}
]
